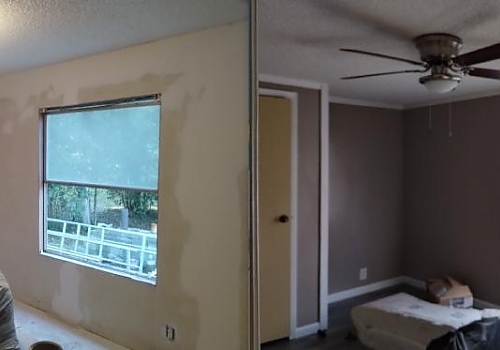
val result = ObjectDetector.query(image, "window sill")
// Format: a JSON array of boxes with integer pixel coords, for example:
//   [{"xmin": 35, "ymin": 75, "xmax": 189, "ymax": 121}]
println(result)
[{"xmin": 39, "ymin": 251, "xmax": 157, "ymax": 286}]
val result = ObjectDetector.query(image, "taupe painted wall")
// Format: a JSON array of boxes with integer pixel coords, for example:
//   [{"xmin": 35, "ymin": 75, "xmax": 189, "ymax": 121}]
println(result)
[
  {"xmin": 259, "ymin": 83, "xmax": 320, "ymax": 327},
  {"xmin": 403, "ymin": 96, "xmax": 500, "ymax": 304},
  {"xmin": 329, "ymin": 103, "xmax": 403, "ymax": 293},
  {"xmin": 0, "ymin": 22, "xmax": 249, "ymax": 349}
]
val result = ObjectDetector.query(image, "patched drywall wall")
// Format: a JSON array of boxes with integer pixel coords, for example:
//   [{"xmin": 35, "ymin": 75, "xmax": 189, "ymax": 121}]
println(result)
[
  {"xmin": 329, "ymin": 103, "xmax": 403, "ymax": 293},
  {"xmin": 0, "ymin": 22, "xmax": 249, "ymax": 350}
]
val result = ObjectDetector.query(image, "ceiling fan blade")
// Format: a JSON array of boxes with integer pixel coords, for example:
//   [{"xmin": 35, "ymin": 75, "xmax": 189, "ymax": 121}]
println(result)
[
  {"xmin": 341, "ymin": 69, "xmax": 426, "ymax": 80},
  {"xmin": 340, "ymin": 48, "xmax": 426, "ymax": 67},
  {"xmin": 468, "ymin": 67, "xmax": 500, "ymax": 80},
  {"xmin": 455, "ymin": 43, "xmax": 500, "ymax": 66}
]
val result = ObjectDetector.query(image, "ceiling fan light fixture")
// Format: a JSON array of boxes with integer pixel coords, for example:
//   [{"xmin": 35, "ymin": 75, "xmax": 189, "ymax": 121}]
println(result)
[{"xmin": 419, "ymin": 74, "xmax": 461, "ymax": 93}]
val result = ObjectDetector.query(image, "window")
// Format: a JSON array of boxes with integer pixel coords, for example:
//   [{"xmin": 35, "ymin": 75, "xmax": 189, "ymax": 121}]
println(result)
[{"xmin": 41, "ymin": 95, "xmax": 160, "ymax": 283}]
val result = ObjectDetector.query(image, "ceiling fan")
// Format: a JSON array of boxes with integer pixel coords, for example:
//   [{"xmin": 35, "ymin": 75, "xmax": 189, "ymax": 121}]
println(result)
[{"xmin": 341, "ymin": 33, "xmax": 500, "ymax": 93}]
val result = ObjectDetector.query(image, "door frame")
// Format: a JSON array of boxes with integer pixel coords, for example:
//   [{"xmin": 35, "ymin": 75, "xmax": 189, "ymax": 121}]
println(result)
[
  {"xmin": 258, "ymin": 88, "xmax": 299, "ymax": 339},
  {"xmin": 258, "ymin": 74, "xmax": 330, "ymax": 335}
]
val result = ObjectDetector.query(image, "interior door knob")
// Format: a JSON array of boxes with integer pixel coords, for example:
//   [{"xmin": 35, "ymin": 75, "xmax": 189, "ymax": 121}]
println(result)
[{"xmin": 278, "ymin": 214, "xmax": 289, "ymax": 223}]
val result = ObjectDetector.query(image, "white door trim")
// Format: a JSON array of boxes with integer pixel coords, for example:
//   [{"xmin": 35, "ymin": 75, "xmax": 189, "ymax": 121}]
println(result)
[
  {"xmin": 259, "ymin": 74, "xmax": 330, "ymax": 335},
  {"xmin": 258, "ymin": 88, "xmax": 299, "ymax": 340},
  {"xmin": 319, "ymin": 83, "xmax": 329, "ymax": 331}
]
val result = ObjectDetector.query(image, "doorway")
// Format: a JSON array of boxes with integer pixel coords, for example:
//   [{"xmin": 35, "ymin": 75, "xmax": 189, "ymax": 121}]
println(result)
[{"xmin": 258, "ymin": 89, "xmax": 298, "ymax": 344}]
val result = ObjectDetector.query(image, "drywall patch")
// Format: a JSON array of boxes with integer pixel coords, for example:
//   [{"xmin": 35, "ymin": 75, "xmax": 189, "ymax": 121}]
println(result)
[
  {"xmin": 52, "ymin": 263, "xmax": 86, "ymax": 325},
  {"xmin": 0, "ymin": 87, "xmax": 63, "ymax": 135},
  {"xmin": 0, "ymin": 98, "xmax": 19, "ymax": 135},
  {"xmin": 23, "ymin": 86, "xmax": 64, "ymax": 120},
  {"xmin": 77, "ymin": 73, "xmax": 183, "ymax": 104},
  {"xmin": 154, "ymin": 90, "xmax": 200, "ymax": 349},
  {"xmin": 74, "ymin": 74, "xmax": 202, "ymax": 349}
]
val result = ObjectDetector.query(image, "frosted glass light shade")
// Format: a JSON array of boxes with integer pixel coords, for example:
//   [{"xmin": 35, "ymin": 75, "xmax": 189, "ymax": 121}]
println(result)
[{"xmin": 419, "ymin": 74, "xmax": 461, "ymax": 93}]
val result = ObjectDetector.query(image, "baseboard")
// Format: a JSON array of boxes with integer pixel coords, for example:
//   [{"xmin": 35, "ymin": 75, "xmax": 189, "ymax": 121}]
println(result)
[
  {"xmin": 328, "ymin": 275, "xmax": 500, "ymax": 310},
  {"xmin": 400, "ymin": 276, "xmax": 426, "ymax": 289},
  {"xmin": 328, "ymin": 277, "xmax": 405, "ymax": 304},
  {"xmin": 294, "ymin": 322, "xmax": 319, "ymax": 339}
]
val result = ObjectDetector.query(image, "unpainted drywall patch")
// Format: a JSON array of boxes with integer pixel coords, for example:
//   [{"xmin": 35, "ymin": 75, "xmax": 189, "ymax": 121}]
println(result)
[
  {"xmin": 52, "ymin": 263, "xmax": 87, "ymax": 325},
  {"xmin": 24, "ymin": 86, "xmax": 64, "ymax": 120},
  {"xmin": 65, "ymin": 73, "xmax": 202, "ymax": 349},
  {"xmin": 0, "ymin": 98, "xmax": 20, "ymax": 135},
  {"xmin": 0, "ymin": 87, "xmax": 63, "ymax": 136},
  {"xmin": 77, "ymin": 73, "xmax": 183, "ymax": 104},
  {"xmin": 154, "ymin": 90, "xmax": 201, "ymax": 349}
]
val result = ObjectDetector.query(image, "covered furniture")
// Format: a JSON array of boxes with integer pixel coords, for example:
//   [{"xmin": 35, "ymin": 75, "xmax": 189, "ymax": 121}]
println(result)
[
  {"xmin": 351, "ymin": 293, "xmax": 485, "ymax": 350},
  {"xmin": 427, "ymin": 317, "xmax": 500, "ymax": 350},
  {"xmin": 0, "ymin": 270, "xmax": 19, "ymax": 350}
]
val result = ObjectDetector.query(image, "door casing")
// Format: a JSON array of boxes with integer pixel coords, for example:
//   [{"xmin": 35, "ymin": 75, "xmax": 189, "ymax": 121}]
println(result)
[
  {"xmin": 258, "ymin": 88, "xmax": 299, "ymax": 340},
  {"xmin": 251, "ymin": 75, "xmax": 330, "ymax": 345}
]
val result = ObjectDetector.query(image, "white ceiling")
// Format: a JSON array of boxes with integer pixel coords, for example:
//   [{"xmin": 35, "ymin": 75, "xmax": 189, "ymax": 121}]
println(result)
[
  {"xmin": 0, "ymin": 0, "xmax": 248, "ymax": 75},
  {"xmin": 259, "ymin": 0, "xmax": 500, "ymax": 108}
]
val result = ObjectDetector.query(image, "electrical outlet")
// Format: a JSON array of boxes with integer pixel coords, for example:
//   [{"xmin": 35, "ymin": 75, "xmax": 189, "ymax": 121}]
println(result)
[
  {"xmin": 165, "ymin": 324, "xmax": 176, "ymax": 342},
  {"xmin": 360, "ymin": 267, "xmax": 368, "ymax": 281}
]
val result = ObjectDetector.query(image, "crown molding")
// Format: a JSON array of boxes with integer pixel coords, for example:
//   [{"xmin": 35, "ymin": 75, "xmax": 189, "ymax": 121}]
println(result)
[{"xmin": 329, "ymin": 96, "xmax": 404, "ymax": 110}]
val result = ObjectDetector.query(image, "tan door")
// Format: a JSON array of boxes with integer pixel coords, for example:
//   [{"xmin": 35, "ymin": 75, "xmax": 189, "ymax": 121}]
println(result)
[{"xmin": 258, "ymin": 95, "xmax": 292, "ymax": 344}]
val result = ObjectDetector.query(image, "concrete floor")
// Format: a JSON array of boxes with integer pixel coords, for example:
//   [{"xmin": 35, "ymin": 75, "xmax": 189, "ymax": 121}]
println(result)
[{"xmin": 14, "ymin": 301, "xmax": 127, "ymax": 350}]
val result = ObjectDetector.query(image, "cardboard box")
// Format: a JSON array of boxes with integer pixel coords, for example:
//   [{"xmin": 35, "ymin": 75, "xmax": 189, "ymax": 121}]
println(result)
[{"xmin": 426, "ymin": 277, "xmax": 473, "ymax": 308}]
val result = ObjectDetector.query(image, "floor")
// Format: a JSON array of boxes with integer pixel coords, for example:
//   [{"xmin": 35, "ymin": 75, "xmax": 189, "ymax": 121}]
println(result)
[
  {"xmin": 262, "ymin": 284, "xmax": 426, "ymax": 350},
  {"xmin": 10, "ymin": 284, "xmax": 424, "ymax": 350},
  {"xmin": 14, "ymin": 301, "xmax": 127, "ymax": 350}
]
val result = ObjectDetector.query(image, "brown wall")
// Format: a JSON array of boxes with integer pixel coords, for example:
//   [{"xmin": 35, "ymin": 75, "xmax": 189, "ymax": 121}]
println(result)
[
  {"xmin": 403, "ymin": 95, "xmax": 500, "ymax": 304},
  {"xmin": 329, "ymin": 103, "xmax": 403, "ymax": 293},
  {"xmin": 260, "ymin": 83, "xmax": 320, "ymax": 327}
]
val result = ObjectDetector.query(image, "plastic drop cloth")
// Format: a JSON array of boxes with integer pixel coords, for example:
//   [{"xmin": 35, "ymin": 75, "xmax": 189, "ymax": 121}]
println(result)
[
  {"xmin": 0, "ymin": 271, "xmax": 19, "ymax": 350},
  {"xmin": 427, "ymin": 317, "xmax": 500, "ymax": 350}
]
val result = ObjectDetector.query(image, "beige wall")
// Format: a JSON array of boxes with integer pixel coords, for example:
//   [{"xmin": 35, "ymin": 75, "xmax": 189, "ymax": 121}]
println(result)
[
  {"xmin": 259, "ymin": 83, "xmax": 321, "ymax": 327},
  {"xmin": 403, "ymin": 96, "xmax": 500, "ymax": 304},
  {"xmin": 0, "ymin": 22, "xmax": 249, "ymax": 349},
  {"xmin": 329, "ymin": 103, "xmax": 403, "ymax": 293}
]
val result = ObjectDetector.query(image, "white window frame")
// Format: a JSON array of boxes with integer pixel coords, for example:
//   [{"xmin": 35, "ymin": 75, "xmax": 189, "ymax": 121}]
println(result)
[{"xmin": 39, "ymin": 94, "xmax": 161, "ymax": 285}]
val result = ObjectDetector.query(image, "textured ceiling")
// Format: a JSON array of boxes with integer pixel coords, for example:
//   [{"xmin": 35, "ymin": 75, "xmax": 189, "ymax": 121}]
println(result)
[
  {"xmin": 259, "ymin": 0, "xmax": 500, "ymax": 108},
  {"xmin": 0, "ymin": 0, "xmax": 248, "ymax": 75}
]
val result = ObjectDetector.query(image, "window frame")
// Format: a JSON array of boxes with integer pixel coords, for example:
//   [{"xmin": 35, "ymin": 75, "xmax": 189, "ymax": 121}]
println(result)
[{"xmin": 39, "ymin": 94, "xmax": 161, "ymax": 285}]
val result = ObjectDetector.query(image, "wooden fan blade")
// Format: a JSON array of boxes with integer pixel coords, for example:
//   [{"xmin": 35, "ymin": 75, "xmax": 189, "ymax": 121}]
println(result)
[
  {"xmin": 341, "ymin": 69, "xmax": 426, "ymax": 80},
  {"xmin": 340, "ymin": 48, "xmax": 426, "ymax": 67},
  {"xmin": 468, "ymin": 67, "xmax": 500, "ymax": 80},
  {"xmin": 455, "ymin": 43, "xmax": 500, "ymax": 66}
]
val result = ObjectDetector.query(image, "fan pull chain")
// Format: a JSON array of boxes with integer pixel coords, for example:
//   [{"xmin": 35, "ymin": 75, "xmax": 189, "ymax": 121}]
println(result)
[
  {"xmin": 428, "ymin": 105, "xmax": 432, "ymax": 132},
  {"xmin": 448, "ymin": 103, "xmax": 453, "ymax": 138}
]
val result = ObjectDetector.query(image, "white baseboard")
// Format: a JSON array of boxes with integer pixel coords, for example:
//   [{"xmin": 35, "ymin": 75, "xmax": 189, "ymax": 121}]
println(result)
[
  {"xmin": 400, "ymin": 276, "xmax": 426, "ymax": 290},
  {"xmin": 328, "ymin": 275, "xmax": 500, "ymax": 310},
  {"xmin": 326, "ymin": 276, "xmax": 500, "ymax": 308},
  {"xmin": 294, "ymin": 322, "xmax": 319, "ymax": 339},
  {"xmin": 328, "ymin": 277, "xmax": 405, "ymax": 304}
]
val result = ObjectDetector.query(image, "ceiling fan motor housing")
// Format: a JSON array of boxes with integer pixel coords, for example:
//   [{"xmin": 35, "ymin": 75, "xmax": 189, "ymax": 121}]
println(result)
[
  {"xmin": 414, "ymin": 33, "xmax": 463, "ymax": 92},
  {"xmin": 414, "ymin": 33, "xmax": 463, "ymax": 63}
]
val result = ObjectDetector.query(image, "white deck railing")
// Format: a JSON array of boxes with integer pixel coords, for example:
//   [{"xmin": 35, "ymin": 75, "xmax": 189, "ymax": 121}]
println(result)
[{"xmin": 46, "ymin": 218, "xmax": 157, "ymax": 279}]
